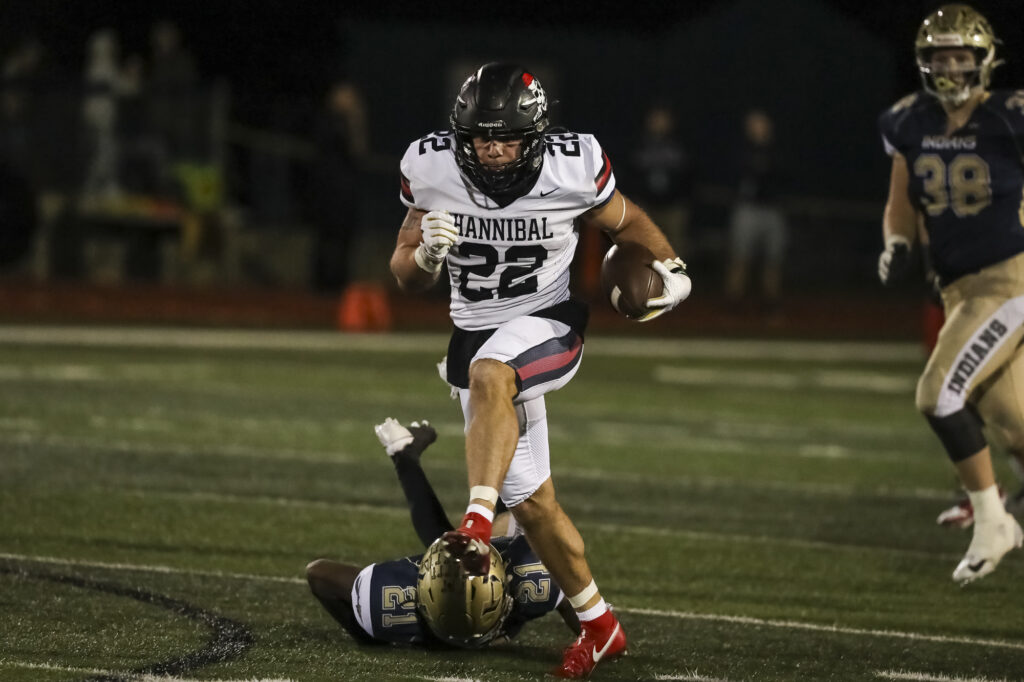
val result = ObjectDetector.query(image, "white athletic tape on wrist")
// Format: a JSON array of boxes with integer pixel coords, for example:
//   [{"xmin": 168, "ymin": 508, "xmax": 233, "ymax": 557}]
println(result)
[
  {"xmin": 575, "ymin": 598, "xmax": 608, "ymax": 622},
  {"xmin": 884, "ymin": 234, "xmax": 910, "ymax": 250},
  {"xmin": 413, "ymin": 244, "xmax": 443, "ymax": 274},
  {"xmin": 469, "ymin": 486, "xmax": 500, "ymax": 505},
  {"xmin": 568, "ymin": 580, "xmax": 599, "ymax": 608},
  {"xmin": 466, "ymin": 503, "xmax": 494, "ymax": 521}
]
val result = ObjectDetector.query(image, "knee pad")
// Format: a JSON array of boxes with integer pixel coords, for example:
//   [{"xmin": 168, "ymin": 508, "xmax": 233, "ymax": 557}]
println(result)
[{"xmin": 925, "ymin": 407, "xmax": 987, "ymax": 462}]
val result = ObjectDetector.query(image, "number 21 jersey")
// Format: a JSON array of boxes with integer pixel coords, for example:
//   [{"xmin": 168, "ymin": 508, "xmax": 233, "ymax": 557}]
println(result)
[{"xmin": 400, "ymin": 131, "xmax": 616, "ymax": 330}]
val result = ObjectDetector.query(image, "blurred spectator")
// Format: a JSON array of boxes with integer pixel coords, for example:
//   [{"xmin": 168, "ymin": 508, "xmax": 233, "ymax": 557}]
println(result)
[
  {"xmin": 629, "ymin": 104, "xmax": 693, "ymax": 253},
  {"xmin": 310, "ymin": 80, "xmax": 369, "ymax": 293},
  {"xmin": 1, "ymin": 37, "xmax": 51, "ymax": 181},
  {"xmin": 118, "ymin": 53, "xmax": 169, "ymax": 196},
  {"xmin": 148, "ymin": 20, "xmax": 199, "ymax": 162},
  {"xmin": 81, "ymin": 29, "xmax": 122, "ymax": 201},
  {"xmin": 724, "ymin": 108, "xmax": 788, "ymax": 313}
]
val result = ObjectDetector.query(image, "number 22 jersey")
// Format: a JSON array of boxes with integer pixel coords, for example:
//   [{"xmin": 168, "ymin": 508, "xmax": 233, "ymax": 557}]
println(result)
[
  {"xmin": 399, "ymin": 131, "xmax": 616, "ymax": 331},
  {"xmin": 879, "ymin": 90, "xmax": 1024, "ymax": 284}
]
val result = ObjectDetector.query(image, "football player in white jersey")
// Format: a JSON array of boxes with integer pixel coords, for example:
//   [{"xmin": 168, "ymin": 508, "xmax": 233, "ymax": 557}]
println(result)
[{"xmin": 388, "ymin": 62, "xmax": 691, "ymax": 678}]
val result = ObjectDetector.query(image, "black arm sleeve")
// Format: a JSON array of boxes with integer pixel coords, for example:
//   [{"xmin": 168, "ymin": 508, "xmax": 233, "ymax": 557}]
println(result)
[{"xmin": 392, "ymin": 453, "xmax": 455, "ymax": 546}]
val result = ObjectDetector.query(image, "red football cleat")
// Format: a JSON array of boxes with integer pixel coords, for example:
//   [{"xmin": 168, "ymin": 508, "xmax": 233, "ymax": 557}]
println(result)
[
  {"xmin": 551, "ymin": 613, "xmax": 627, "ymax": 679},
  {"xmin": 440, "ymin": 529, "xmax": 490, "ymax": 576}
]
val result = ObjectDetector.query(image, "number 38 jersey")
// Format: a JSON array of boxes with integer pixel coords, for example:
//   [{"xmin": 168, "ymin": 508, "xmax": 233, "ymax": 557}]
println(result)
[
  {"xmin": 400, "ymin": 131, "xmax": 616, "ymax": 330},
  {"xmin": 879, "ymin": 90, "xmax": 1024, "ymax": 284}
]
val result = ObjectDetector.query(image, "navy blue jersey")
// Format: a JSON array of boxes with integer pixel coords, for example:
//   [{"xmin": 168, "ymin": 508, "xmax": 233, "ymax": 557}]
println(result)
[
  {"xmin": 358, "ymin": 535, "xmax": 561, "ymax": 645},
  {"xmin": 879, "ymin": 90, "xmax": 1024, "ymax": 284}
]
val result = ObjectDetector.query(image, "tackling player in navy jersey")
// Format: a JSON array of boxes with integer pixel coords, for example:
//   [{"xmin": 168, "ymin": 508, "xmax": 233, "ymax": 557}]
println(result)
[
  {"xmin": 306, "ymin": 418, "xmax": 578, "ymax": 648},
  {"xmin": 388, "ymin": 62, "xmax": 691, "ymax": 677},
  {"xmin": 878, "ymin": 4, "xmax": 1024, "ymax": 584}
]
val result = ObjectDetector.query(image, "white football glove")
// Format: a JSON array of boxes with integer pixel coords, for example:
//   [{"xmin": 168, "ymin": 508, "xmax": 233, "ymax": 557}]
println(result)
[
  {"xmin": 414, "ymin": 210, "xmax": 459, "ymax": 274},
  {"xmin": 878, "ymin": 235, "xmax": 912, "ymax": 287},
  {"xmin": 374, "ymin": 417, "xmax": 414, "ymax": 457},
  {"xmin": 640, "ymin": 257, "xmax": 692, "ymax": 322}
]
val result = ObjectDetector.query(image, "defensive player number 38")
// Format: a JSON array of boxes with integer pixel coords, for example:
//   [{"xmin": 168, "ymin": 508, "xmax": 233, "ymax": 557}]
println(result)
[
  {"xmin": 457, "ymin": 243, "xmax": 548, "ymax": 301},
  {"xmin": 914, "ymin": 153, "xmax": 992, "ymax": 218}
]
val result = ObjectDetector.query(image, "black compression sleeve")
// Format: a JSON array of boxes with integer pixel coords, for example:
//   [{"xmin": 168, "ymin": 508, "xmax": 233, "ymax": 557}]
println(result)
[{"xmin": 392, "ymin": 454, "xmax": 455, "ymax": 546}]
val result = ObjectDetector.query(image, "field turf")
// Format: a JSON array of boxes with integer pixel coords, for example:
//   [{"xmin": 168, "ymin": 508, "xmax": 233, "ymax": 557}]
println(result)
[{"xmin": 0, "ymin": 326, "xmax": 1022, "ymax": 682}]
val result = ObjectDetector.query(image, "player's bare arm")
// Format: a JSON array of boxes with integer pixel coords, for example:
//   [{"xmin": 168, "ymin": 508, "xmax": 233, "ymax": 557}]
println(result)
[
  {"xmin": 878, "ymin": 152, "xmax": 919, "ymax": 286},
  {"xmin": 587, "ymin": 188, "xmax": 691, "ymax": 317},
  {"xmin": 390, "ymin": 207, "xmax": 439, "ymax": 292},
  {"xmin": 584, "ymin": 189, "xmax": 676, "ymax": 261},
  {"xmin": 882, "ymin": 152, "xmax": 918, "ymax": 244}
]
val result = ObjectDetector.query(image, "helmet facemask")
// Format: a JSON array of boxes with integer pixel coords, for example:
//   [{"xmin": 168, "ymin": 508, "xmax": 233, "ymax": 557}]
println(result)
[
  {"xmin": 914, "ymin": 4, "xmax": 1001, "ymax": 107},
  {"xmin": 416, "ymin": 537, "xmax": 514, "ymax": 648},
  {"xmin": 917, "ymin": 47, "xmax": 990, "ymax": 106},
  {"xmin": 450, "ymin": 64, "xmax": 550, "ymax": 200}
]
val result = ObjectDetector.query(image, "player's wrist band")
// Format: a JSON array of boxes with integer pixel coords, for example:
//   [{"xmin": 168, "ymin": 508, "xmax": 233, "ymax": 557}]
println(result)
[{"xmin": 414, "ymin": 244, "xmax": 444, "ymax": 274}]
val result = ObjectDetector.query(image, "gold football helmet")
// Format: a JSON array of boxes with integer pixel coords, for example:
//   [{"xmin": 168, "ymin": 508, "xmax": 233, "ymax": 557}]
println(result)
[
  {"xmin": 416, "ymin": 537, "xmax": 513, "ymax": 648},
  {"xmin": 915, "ymin": 4, "xmax": 1001, "ymax": 105}
]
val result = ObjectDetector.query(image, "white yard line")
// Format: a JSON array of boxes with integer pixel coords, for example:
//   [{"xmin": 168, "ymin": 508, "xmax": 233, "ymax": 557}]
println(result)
[
  {"xmin": 3, "ymin": 552, "xmax": 1017, "ymax": 656},
  {"xmin": 876, "ymin": 670, "xmax": 1010, "ymax": 682},
  {"xmin": 620, "ymin": 608, "xmax": 1024, "ymax": 653},
  {"xmin": 1, "ymin": 425, "xmax": 957, "ymax": 502},
  {"xmin": 129, "ymin": 487, "xmax": 951, "ymax": 559},
  {"xmin": 126, "ymin": 489, "xmax": 410, "ymax": 519},
  {"xmin": 0, "ymin": 325, "xmax": 922, "ymax": 363},
  {"xmin": 653, "ymin": 366, "xmax": 917, "ymax": 394},
  {"xmin": 0, "ymin": 661, "xmax": 296, "ymax": 681},
  {"xmin": 0, "ymin": 552, "xmax": 306, "ymax": 584}
]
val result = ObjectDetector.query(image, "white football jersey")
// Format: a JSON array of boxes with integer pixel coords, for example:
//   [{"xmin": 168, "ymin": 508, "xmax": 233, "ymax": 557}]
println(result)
[{"xmin": 399, "ymin": 131, "xmax": 616, "ymax": 330}]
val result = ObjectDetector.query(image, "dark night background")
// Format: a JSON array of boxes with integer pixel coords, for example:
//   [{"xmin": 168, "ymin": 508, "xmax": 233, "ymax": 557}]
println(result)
[{"xmin": 1, "ymin": 0, "xmax": 1022, "ymax": 298}]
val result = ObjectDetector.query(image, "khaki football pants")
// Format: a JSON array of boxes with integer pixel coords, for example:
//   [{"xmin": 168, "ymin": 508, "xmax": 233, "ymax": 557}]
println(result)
[{"xmin": 917, "ymin": 252, "xmax": 1024, "ymax": 454}]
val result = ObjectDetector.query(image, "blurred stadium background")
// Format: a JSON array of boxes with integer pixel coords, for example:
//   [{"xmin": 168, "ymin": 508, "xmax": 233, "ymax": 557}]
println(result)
[
  {"xmin": 4, "ymin": 2, "xmax": 1024, "ymax": 681},
  {"xmin": 1, "ymin": 0, "xmax": 1020, "ymax": 334}
]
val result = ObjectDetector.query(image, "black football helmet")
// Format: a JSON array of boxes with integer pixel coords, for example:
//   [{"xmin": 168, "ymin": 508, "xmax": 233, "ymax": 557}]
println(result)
[{"xmin": 450, "ymin": 63, "xmax": 549, "ymax": 199}]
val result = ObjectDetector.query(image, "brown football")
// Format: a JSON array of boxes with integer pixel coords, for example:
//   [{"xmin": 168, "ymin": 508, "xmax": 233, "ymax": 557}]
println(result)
[{"xmin": 600, "ymin": 242, "xmax": 663, "ymax": 319}]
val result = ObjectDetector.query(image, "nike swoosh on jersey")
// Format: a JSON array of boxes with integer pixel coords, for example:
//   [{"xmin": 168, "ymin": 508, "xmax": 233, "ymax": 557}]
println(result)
[
  {"xmin": 540, "ymin": 189, "xmax": 557, "ymax": 197},
  {"xmin": 591, "ymin": 622, "xmax": 621, "ymax": 664}
]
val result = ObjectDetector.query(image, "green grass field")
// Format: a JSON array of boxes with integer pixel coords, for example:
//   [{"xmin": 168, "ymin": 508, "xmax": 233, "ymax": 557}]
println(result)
[{"xmin": 1, "ymin": 326, "xmax": 1022, "ymax": 682}]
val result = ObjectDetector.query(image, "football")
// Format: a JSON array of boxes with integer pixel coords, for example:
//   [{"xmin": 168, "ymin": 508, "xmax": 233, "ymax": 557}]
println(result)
[{"xmin": 600, "ymin": 242, "xmax": 663, "ymax": 319}]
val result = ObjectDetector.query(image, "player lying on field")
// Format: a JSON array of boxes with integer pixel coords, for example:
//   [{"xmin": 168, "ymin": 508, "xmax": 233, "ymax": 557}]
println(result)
[{"xmin": 306, "ymin": 418, "xmax": 580, "ymax": 647}]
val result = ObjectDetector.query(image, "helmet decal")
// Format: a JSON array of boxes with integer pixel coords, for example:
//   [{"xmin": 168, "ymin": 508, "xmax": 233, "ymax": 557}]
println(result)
[
  {"xmin": 914, "ymin": 4, "xmax": 1001, "ymax": 105},
  {"xmin": 415, "ymin": 537, "xmax": 513, "ymax": 648},
  {"xmin": 449, "ymin": 62, "xmax": 551, "ymax": 200}
]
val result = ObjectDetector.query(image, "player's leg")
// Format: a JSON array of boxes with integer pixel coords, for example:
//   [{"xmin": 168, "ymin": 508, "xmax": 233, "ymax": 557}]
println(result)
[
  {"xmin": 916, "ymin": 285, "xmax": 1024, "ymax": 582},
  {"xmin": 499, "ymin": 398, "xmax": 626, "ymax": 679},
  {"xmin": 375, "ymin": 417, "xmax": 457, "ymax": 545},
  {"xmin": 305, "ymin": 559, "xmax": 377, "ymax": 644},
  {"xmin": 444, "ymin": 316, "xmax": 584, "ymax": 573},
  {"xmin": 974, "ymin": 342, "xmax": 1024, "ymax": 515}
]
